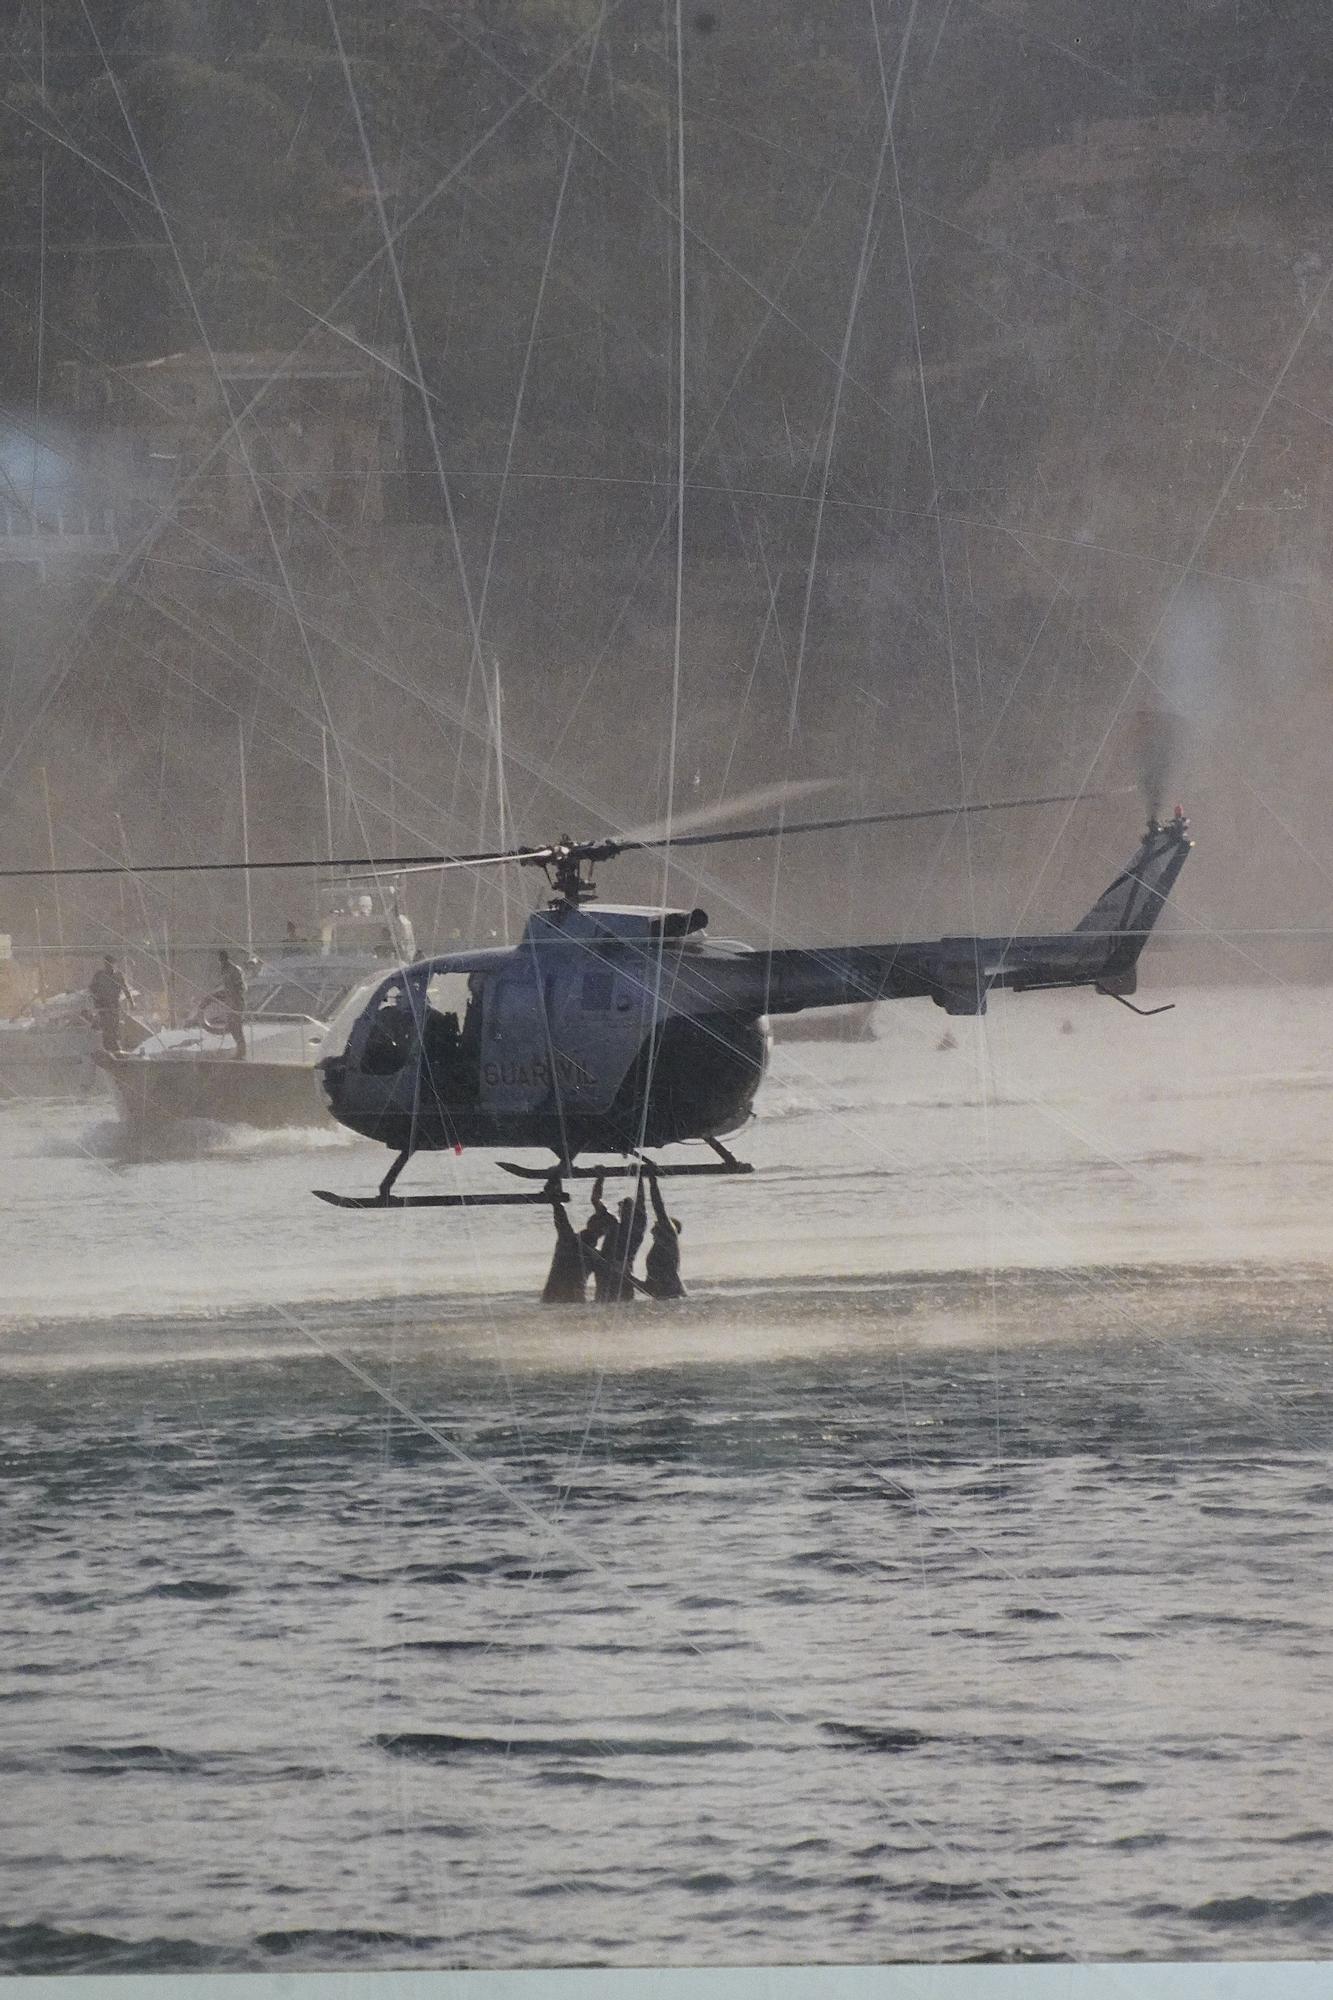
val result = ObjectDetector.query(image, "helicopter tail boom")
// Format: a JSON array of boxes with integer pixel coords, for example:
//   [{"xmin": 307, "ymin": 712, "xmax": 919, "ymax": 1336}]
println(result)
[{"xmin": 742, "ymin": 811, "xmax": 1192, "ymax": 1020}]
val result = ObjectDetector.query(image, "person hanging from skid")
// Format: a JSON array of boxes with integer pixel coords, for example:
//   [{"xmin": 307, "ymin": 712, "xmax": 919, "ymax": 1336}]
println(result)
[
  {"xmin": 595, "ymin": 1176, "xmax": 648, "ymax": 1305},
  {"xmin": 541, "ymin": 1174, "xmax": 613, "ymax": 1305},
  {"xmin": 642, "ymin": 1165, "xmax": 686, "ymax": 1300},
  {"xmin": 541, "ymin": 1174, "xmax": 643, "ymax": 1305},
  {"xmin": 540, "ymin": 1165, "xmax": 687, "ymax": 1306}
]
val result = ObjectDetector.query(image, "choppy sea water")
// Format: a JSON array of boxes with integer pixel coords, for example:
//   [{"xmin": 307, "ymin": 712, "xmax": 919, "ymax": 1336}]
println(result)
[{"xmin": 2, "ymin": 984, "xmax": 1332, "ymax": 1972}]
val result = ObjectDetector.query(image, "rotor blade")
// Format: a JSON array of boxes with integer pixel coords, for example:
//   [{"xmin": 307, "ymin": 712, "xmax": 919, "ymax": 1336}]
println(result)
[
  {"xmin": 618, "ymin": 776, "xmax": 841, "ymax": 849},
  {"xmin": 613, "ymin": 789, "xmax": 1114, "ymax": 859},
  {"xmin": 0, "ymin": 845, "xmax": 554, "ymax": 882},
  {"xmin": 0, "ymin": 789, "xmax": 1118, "ymax": 883},
  {"xmin": 363, "ymin": 780, "xmax": 848, "ymax": 884},
  {"xmin": 324, "ymin": 783, "xmax": 844, "ymax": 885},
  {"xmin": 331, "ymin": 846, "xmax": 554, "ymax": 886}
]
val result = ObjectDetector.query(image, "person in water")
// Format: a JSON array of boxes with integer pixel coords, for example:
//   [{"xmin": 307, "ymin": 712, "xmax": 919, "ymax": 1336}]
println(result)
[
  {"xmin": 541, "ymin": 1176, "xmax": 614, "ymax": 1305},
  {"xmin": 595, "ymin": 1177, "xmax": 647, "ymax": 1305},
  {"xmin": 643, "ymin": 1168, "xmax": 686, "ymax": 1299}
]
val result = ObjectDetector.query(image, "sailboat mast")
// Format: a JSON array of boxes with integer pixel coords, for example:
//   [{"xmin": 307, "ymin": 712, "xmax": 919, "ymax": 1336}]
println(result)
[
  {"xmin": 493, "ymin": 661, "xmax": 509, "ymax": 946},
  {"xmin": 40, "ymin": 764, "xmax": 65, "ymax": 962},
  {"xmin": 238, "ymin": 717, "xmax": 253, "ymax": 957},
  {"xmin": 321, "ymin": 724, "xmax": 334, "ymax": 862}
]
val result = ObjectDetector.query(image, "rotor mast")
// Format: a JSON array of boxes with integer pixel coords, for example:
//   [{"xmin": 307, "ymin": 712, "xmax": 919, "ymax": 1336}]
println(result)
[{"xmin": 541, "ymin": 838, "xmax": 603, "ymax": 908}]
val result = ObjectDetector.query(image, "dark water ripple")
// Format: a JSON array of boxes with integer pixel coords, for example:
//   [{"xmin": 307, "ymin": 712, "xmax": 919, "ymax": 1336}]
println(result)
[
  {"xmin": 3, "ymin": 1294, "xmax": 1333, "ymax": 1970},
  {"xmin": 1142, "ymin": 1893, "xmax": 1333, "ymax": 1932},
  {"xmin": 822, "ymin": 1722, "xmax": 935, "ymax": 1752},
  {"xmin": 0, "ymin": 1921, "xmax": 450, "ymax": 1974},
  {"xmin": 376, "ymin": 1730, "xmax": 755, "ymax": 1760}
]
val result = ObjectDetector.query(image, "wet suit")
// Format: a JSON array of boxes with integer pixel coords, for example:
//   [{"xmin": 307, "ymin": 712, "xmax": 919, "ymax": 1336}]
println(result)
[
  {"xmin": 595, "ymin": 1179, "xmax": 647, "ymax": 1305},
  {"xmin": 541, "ymin": 1177, "xmax": 614, "ymax": 1305},
  {"xmin": 643, "ymin": 1171, "xmax": 686, "ymax": 1300}
]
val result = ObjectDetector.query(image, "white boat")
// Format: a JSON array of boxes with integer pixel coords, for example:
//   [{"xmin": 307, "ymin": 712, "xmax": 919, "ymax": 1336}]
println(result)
[
  {"xmin": 101, "ymin": 954, "xmax": 394, "ymax": 1128},
  {"xmin": 100, "ymin": 890, "xmax": 416, "ymax": 1130}
]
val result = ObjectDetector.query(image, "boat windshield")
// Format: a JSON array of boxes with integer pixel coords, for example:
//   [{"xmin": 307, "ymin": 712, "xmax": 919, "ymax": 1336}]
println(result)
[{"xmin": 245, "ymin": 974, "xmax": 361, "ymax": 1020}]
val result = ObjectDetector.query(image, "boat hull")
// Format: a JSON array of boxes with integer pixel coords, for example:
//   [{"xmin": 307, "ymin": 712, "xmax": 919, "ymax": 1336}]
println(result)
[{"xmin": 102, "ymin": 1054, "xmax": 330, "ymax": 1129}]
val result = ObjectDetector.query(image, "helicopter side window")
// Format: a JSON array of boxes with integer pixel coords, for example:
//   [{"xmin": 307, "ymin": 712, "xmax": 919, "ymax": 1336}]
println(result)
[
  {"xmin": 422, "ymin": 970, "xmax": 477, "ymax": 1102},
  {"xmin": 426, "ymin": 972, "xmax": 472, "ymax": 1039},
  {"xmin": 581, "ymin": 968, "xmax": 614, "ymax": 1011}
]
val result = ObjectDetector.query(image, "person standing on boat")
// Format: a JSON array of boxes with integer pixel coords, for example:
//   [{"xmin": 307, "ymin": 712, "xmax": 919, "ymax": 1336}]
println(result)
[
  {"xmin": 88, "ymin": 956, "xmax": 134, "ymax": 1057},
  {"xmin": 215, "ymin": 949, "xmax": 248, "ymax": 1060}
]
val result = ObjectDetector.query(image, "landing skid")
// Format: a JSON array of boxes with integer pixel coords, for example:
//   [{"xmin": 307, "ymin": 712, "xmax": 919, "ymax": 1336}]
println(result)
[
  {"xmin": 313, "ymin": 1188, "xmax": 558, "ymax": 1211},
  {"xmin": 312, "ymin": 1137, "xmax": 752, "ymax": 1211},
  {"xmin": 498, "ymin": 1147, "xmax": 753, "ymax": 1182}
]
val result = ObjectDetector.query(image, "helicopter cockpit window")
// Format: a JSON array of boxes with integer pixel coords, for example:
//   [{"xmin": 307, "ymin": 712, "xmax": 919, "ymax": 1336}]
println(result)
[
  {"xmin": 358, "ymin": 980, "xmax": 418, "ymax": 1074},
  {"xmin": 581, "ymin": 968, "xmax": 614, "ymax": 1011}
]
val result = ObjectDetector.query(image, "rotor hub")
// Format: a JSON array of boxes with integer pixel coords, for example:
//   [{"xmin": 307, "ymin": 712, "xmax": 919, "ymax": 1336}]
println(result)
[{"xmin": 543, "ymin": 840, "xmax": 603, "ymax": 907}]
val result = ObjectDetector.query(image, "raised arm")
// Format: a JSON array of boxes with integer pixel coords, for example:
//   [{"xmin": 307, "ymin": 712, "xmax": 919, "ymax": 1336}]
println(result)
[
  {"xmin": 646, "ymin": 1170, "xmax": 670, "ymax": 1229},
  {"xmin": 582, "ymin": 1175, "xmax": 613, "ymax": 1244}
]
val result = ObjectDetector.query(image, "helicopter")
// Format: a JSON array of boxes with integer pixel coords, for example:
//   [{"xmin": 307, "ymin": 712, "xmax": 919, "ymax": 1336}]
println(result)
[
  {"xmin": 3, "ymin": 787, "xmax": 1192, "ymax": 1215},
  {"xmin": 308, "ymin": 792, "xmax": 1192, "ymax": 1210}
]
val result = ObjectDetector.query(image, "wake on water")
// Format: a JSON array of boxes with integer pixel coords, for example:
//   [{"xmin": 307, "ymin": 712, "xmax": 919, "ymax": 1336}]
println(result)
[{"xmin": 34, "ymin": 1113, "xmax": 360, "ymax": 1164}]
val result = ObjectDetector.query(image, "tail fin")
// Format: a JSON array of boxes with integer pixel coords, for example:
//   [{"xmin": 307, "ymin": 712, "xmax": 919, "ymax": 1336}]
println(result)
[{"xmin": 1071, "ymin": 809, "xmax": 1192, "ymax": 991}]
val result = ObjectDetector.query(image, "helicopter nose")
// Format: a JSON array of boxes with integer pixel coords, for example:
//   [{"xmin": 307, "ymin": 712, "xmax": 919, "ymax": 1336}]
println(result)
[{"xmin": 317, "ymin": 1052, "xmax": 347, "ymax": 1104}]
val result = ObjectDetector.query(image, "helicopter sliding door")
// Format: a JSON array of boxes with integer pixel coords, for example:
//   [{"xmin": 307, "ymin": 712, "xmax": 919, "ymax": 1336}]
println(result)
[
  {"xmin": 538, "ymin": 951, "xmax": 651, "ymax": 1119},
  {"xmin": 478, "ymin": 969, "xmax": 554, "ymax": 1116},
  {"xmin": 477, "ymin": 955, "xmax": 636, "ymax": 1122}
]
